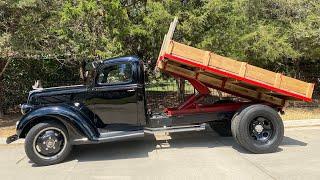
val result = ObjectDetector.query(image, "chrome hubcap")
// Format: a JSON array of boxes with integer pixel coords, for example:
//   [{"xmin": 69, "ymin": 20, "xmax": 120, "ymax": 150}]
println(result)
[
  {"xmin": 254, "ymin": 124, "xmax": 264, "ymax": 133},
  {"xmin": 250, "ymin": 117, "xmax": 274, "ymax": 143},
  {"xmin": 33, "ymin": 128, "xmax": 66, "ymax": 159},
  {"xmin": 46, "ymin": 139, "xmax": 56, "ymax": 148}
]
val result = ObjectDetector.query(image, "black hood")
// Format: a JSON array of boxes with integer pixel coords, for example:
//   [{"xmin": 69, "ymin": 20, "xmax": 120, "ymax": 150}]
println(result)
[{"xmin": 28, "ymin": 85, "xmax": 87, "ymax": 105}]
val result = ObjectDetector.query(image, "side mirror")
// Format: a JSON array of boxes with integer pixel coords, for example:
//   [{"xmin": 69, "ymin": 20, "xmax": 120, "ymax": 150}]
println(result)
[{"xmin": 32, "ymin": 80, "xmax": 43, "ymax": 90}]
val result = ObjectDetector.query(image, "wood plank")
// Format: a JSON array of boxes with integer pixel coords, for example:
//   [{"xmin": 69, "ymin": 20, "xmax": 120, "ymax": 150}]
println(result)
[
  {"xmin": 157, "ymin": 17, "xmax": 178, "ymax": 61},
  {"xmin": 157, "ymin": 34, "xmax": 167, "ymax": 60},
  {"xmin": 166, "ymin": 17, "xmax": 178, "ymax": 41},
  {"xmin": 239, "ymin": 62, "xmax": 247, "ymax": 77},
  {"xmin": 157, "ymin": 60, "xmax": 166, "ymax": 70},
  {"xmin": 197, "ymin": 74, "xmax": 223, "ymax": 87},
  {"xmin": 245, "ymin": 65, "xmax": 276, "ymax": 86},
  {"xmin": 203, "ymin": 51, "xmax": 211, "ymax": 66},
  {"xmin": 224, "ymin": 83, "xmax": 259, "ymax": 99},
  {"xmin": 260, "ymin": 94, "xmax": 284, "ymax": 106},
  {"xmin": 306, "ymin": 83, "xmax": 314, "ymax": 99},
  {"xmin": 257, "ymin": 88, "xmax": 272, "ymax": 94},
  {"xmin": 209, "ymin": 53, "xmax": 243, "ymax": 75},
  {"xmin": 274, "ymin": 73, "xmax": 282, "ymax": 88},
  {"xmin": 280, "ymin": 76, "xmax": 309, "ymax": 95},
  {"xmin": 170, "ymin": 42, "xmax": 207, "ymax": 64},
  {"xmin": 165, "ymin": 63, "xmax": 196, "ymax": 79}
]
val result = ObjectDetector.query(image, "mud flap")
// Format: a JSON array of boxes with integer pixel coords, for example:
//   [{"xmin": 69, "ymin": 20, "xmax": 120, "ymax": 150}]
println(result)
[{"xmin": 6, "ymin": 134, "xmax": 18, "ymax": 144}]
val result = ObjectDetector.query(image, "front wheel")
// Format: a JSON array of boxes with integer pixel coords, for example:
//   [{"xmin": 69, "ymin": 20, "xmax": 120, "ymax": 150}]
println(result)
[
  {"xmin": 231, "ymin": 104, "xmax": 284, "ymax": 153},
  {"xmin": 24, "ymin": 121, "xmax": 72, "ymax": 166}
]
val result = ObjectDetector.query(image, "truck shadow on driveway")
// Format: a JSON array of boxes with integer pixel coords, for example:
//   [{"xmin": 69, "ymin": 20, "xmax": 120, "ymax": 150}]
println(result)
[{"xmin": 67, "ymin": 130, "xmax": 307, "ymax": 163}]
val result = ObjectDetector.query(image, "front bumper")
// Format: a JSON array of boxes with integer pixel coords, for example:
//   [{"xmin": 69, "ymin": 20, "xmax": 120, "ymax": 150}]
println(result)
[{"xmin": 6, "ymin": 134, "xmax": 18, "ymax": 144}]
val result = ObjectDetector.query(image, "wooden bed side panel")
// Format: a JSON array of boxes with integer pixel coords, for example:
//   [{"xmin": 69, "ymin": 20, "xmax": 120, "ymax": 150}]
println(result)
[
  {"xmin": 280, "ymin": 76, "xmax": 310, "ymax": 96},
  {"xmin": 160, "ymin": 40, "xmax": 314, "ymax": 102},
  {"xmin": 306, "ymin": 83, "xmax": 315, "ymax": 99},
  {"xmin": 169, "ymin": 41, "xmax": 207, "ymax": 64},
  {"xmin": 245, "ymin": 65, "xmax": 277, "ymax": 86},
  {"xmin": 169, "ymin": 41, "xmax": 244, "ymax": 75},
  {"xmin": 209, "ymin": 53, "xmax": 243, "ymax": 75}
]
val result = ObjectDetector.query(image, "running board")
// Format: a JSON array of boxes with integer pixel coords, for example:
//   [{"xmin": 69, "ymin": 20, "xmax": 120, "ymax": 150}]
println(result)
[
  {"xmin": 72, "ymin": 124, "xmax": 206, "ymax": 145},
  {"xmin": 72, "ymin": 130, "xmax": 145, "ymax": 145},
  {"xmin": 144, "ymin": 123, "xmax": 206, "ymax": 134},
  {"xmin": 98, "ymin": 130, "xmax": 145, "ymax": 142}
]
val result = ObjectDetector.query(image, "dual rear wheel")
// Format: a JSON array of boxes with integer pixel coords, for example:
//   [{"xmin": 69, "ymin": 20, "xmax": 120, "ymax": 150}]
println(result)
[{"xmin": 211, "ymin": 104, "xmax": 284, "ymax": 153}]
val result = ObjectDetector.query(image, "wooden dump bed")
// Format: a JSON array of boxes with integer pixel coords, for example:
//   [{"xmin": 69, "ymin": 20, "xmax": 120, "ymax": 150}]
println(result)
[{"xmin": 156, "ymin": 18, "xmax": 314, "ymax": 107}]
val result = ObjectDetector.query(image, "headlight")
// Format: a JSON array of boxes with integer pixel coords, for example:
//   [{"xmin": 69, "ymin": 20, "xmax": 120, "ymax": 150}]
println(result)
[
  {"xmin": 20, "ymin": 104, "xmax": 32, "ymax": 115},
  {"xmin": 15, "ymin": 121, "xmax": 20, "ymax": 128}
]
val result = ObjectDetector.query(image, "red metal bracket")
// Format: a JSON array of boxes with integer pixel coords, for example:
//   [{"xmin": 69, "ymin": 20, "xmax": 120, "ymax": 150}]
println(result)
[
  {"xmin": 177, "ymin": 94, "xmax": 199, "ymax": 110},
  {"xmin": 176, "ymin": 78, "xmax": 210, "ymax": 110},
  {"xmin": 187, "ymin": 78, "xmax": 210, "ymax": 95}
]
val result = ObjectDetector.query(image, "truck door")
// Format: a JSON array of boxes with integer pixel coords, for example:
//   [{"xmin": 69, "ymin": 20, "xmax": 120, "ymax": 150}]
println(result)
[{"xmin": 88, "ymin": 61, "xmax": 138, "ymax": 125}]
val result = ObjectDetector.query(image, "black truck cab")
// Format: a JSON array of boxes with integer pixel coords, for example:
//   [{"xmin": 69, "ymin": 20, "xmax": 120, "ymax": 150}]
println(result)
[{"xmin": 7, "ymin": 56, "xmax": 284, "ymax": 166}]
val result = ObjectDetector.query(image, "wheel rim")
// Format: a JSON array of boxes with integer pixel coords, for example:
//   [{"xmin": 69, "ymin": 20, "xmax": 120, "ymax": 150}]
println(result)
[
  {"xmin": 32, "ymin": 127, "xmax": 67, "ymax": 160},
  {"xmin": 249, "ymin": 117, "xmax": 274, "ymax": 143}
]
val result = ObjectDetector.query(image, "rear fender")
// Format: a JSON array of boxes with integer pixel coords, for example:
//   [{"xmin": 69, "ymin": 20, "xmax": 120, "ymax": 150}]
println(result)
[{"xmin": 17, "ymin": 105, "xmax": 99, "ymax": 140}]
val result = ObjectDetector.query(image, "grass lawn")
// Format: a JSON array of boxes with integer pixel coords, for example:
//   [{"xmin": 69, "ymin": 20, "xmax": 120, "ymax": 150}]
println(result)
[
  {"xmin": 0, "ymin": 126, "xmax": 15, "ymax": 137},
  {"xmin": 281, "ymin": 107, "xmax": 320, "ymax": 120}
]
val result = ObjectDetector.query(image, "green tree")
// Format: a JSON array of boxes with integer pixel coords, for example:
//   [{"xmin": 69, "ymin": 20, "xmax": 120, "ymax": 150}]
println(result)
[{"xmin": 0, "ymin": 0, "xmax": 319, "ymax": 115}]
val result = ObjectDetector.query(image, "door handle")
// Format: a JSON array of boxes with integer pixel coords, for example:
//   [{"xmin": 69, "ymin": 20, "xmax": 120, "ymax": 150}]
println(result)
[{"xmin": 127, "ymin": 89, "xmax": 135, "ymax": 92}]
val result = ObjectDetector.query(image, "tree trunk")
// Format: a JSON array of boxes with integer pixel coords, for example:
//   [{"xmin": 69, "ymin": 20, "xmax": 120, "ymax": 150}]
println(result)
[
  {"xmin": 0, "ymin": 79, "xmax": 4, "ymax": 117},
  {"xmin": 176, "ymin": 78, "xmax": 185, "ymax": 102},
  {"xmin": 0, "ymin": 59, "xmax": 11, "ymax": 78},
  {"xmin": 79, "ymin": 60, "xmax": 87, "ymax": 83},
  {"xmin": 0, "ymin": 59, "xmax": 8, "ymax": 118}
]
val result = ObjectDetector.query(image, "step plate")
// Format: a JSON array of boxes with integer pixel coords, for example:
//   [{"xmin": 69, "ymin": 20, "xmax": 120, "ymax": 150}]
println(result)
[{"xmin": 144, "ymin": 124, "xmax": 206, "ymax": 134}]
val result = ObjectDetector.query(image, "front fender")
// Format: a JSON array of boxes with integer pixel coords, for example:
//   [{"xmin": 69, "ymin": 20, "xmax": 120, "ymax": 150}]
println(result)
[{"xmin": 17, "ymin": 105, "xmax": 99, "ymax": 140}]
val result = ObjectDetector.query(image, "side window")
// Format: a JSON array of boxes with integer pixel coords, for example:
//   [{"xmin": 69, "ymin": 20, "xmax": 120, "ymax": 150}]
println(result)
[{"xmin": 97, "ymin": 63, "xmax": 132, "ymax": 84}]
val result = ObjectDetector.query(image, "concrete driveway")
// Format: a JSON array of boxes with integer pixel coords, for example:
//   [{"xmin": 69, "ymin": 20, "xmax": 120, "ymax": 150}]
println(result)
[{"xmin": 0, "ymin": 126, "xmax": 320, "ymax": 180}]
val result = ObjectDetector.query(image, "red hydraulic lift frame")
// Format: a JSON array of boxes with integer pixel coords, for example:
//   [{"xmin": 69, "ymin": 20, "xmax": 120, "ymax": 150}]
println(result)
[{"xmin": 163, "ymin": 71, "xmax": 249, "ymax": 117}]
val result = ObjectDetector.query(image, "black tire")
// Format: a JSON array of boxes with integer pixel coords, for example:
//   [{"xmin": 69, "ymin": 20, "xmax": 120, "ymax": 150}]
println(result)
[
  {"xmin": 25, "ymin": 121, "xmax": 72, "ymax": 166},
  {"xmin": 231, "ymin": 105, "xmax": 253, "ymax": 144},
  {"xmin": 231, "ymin": 104, "xmax": 284, "ymax": 153},
  {"xmin": 209, "ymin": 120, "xmax": 232, "ymax": 137}
]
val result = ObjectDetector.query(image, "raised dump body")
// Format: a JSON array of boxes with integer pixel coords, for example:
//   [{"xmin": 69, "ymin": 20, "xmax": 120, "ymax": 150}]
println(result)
[{"xmin": 156, "ymin": 18, "xmax": 314, "ymax": 107}]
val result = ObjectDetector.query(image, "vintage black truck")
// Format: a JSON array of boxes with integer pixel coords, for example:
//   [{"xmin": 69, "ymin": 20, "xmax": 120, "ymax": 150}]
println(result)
[{"xmin": 6, "ymin": 19, "xmax": 314, "ymax": 166}]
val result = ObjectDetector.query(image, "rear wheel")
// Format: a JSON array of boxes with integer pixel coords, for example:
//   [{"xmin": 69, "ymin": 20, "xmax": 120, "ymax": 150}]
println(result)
[
  {"xmin": 209, "ymin": 120, "xmax": 232, "ymax": 137},
  {"xmin": 231, "ymin": 104, "xmax": 284, "ymax": 153},
  {"xmin": 209, "ymin": 99, "xmax": 236, "ymax": 137},
  {"xmin": 25, "ymin": 121, "xmax": 72, "ymax": 166}
]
